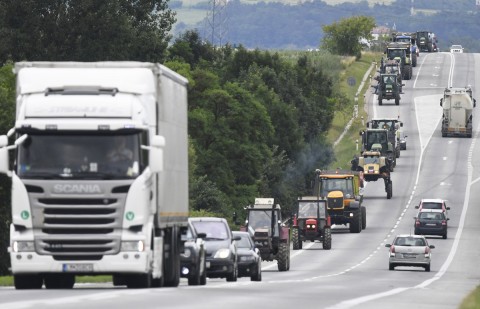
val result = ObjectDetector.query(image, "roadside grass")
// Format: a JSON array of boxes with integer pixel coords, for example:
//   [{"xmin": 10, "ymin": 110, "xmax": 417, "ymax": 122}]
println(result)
[
  {"xmin": 0, "ymin": 275, "xmax": 112, "ymax": 286},
  {"xmin": 459, "ymin": 286, "xmax": 480, "ymax": 309},
  {"xmin": 328, "ymin": 52, "xmax": 382, "ymax": 169}
]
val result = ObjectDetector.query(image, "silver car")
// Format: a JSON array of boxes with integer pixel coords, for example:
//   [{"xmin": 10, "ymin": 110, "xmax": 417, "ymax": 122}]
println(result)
[{"xmin": 385, "ymin": 234, "xmax": 435, "ymax": 272}]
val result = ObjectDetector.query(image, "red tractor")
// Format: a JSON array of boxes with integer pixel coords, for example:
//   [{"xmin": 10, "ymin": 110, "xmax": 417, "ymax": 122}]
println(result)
[{"xmin": 292, "ymin": 197, "xmax": 332, "ymax": 250}]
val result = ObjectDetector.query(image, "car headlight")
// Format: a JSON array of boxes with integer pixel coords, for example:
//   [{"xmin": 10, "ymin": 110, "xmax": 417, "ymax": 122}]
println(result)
[
  {"xmin": 121, "ymin": 241, "xmax": 144, "ymax": 252},
  {"xmin": 214, "ymin": 248, "xmax": 230, "ymax": 259},
  {"xmin": 181, "ymin": 248, "xmax": 192, "ymax": 258},
  {"xmin": 240, "ymin": 255, "xmax": 256, "ymax": 262},
  {"xmin": 12, "ymin": 241, "xmax": 35, "ymax": 252}
]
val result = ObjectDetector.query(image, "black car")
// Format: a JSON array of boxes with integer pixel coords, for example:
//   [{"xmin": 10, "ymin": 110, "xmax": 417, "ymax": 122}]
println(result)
[
  {"xmin": 180, "ymin": 219, "xmax": 207, "ymax": 286},
  {"xmin": 189, "ymin": 217, "xmax": 240, "ymax": 282},
  {"xmin": 414, "ymin": 209, "xmax": 449, "ymax": 239},
  {"xmin": 233, "ymin": 231, "xmax": 262, "ymax": 281}
]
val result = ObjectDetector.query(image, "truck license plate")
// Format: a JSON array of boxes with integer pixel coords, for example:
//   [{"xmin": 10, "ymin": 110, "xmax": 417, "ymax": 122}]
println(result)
[{"xmin": 62, "ymin": 263, "xmax": 94, "ymax": 272}]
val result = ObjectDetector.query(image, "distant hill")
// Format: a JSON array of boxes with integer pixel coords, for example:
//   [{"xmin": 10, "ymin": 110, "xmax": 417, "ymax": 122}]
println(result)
[{"xmin": 172, "ymin": 0, "xmax": 480, "ymax": 52}]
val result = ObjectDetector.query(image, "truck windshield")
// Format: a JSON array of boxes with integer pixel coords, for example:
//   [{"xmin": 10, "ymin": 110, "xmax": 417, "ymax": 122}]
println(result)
[{"xmin": 17, "ymin": 133, "xmax": 143, "ymax": 180}]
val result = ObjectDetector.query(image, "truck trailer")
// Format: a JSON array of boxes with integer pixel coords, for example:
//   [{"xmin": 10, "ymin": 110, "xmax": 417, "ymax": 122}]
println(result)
[
  {"xmin": 0, "ymin": 62, "xmax": 189, "ymax": 289},
  {"xmin": 440, "ymin": 87, "xmax": 476, "ymax": 138}
]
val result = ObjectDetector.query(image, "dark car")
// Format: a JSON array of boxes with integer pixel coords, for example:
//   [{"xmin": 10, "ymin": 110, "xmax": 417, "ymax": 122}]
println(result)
[
  {"xmin": 189, "ymin": 217, "xmax": 240, "ymax": 282},
  {"xmin": 180, "ymin": 219, "xmax": 207, "ymax": 286},
  {"xmin": 233, "ymin": 231, "xmax": 262, "ymax": 281},
  {"xmin": 414, "ymin": 209, "xmax": 449, "ymax": 239}
]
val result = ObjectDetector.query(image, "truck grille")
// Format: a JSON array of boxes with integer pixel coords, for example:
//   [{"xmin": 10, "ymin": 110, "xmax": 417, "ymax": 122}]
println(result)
[{"xmin": 25, "ymin": 181, "xmax": 131, "ymax": 259}]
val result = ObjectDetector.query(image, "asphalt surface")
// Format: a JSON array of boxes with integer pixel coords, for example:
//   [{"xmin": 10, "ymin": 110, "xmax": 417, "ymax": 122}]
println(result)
[{"xmin": 1, "ymin": 52, "xmax": 479, "ymax": 309}]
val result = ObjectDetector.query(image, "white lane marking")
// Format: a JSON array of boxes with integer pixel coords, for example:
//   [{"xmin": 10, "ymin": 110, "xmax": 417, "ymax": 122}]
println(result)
[{"xmin": 326, "ymin": 53, "xmax": 476, "ymax": 309}]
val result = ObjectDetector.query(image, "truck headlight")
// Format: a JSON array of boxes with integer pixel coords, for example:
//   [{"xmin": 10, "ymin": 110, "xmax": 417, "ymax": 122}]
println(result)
[
  {"xmin": 12, "ymin": 241, "xmax": 35, "ymax": 252},
  {"xmin": 214, "ymin": 248, "xmax": 230, "ymax": 259},
  {"xmin": 121, "ymin": 241, "xmax": 144, "ymax": 252}
]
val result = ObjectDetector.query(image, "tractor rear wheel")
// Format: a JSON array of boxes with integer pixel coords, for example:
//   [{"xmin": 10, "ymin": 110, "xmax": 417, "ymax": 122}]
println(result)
[
  {"xmin": 323, "ymin": 228, "xmax": 332, "ymax": 250},
  {"xmin": 277, "ymin": 242, "xmax": 290, "ymax": 271},
  {"xmin": 361, "ymin": 206, "xmax": 366, "ymax": 230},
  {"xmin": 292, "ymin": 228, "xmax": 300, "ymax": 250},
  {"xmin": 386, "ymin": 182, "xmax": 393, "ymax": 199}
]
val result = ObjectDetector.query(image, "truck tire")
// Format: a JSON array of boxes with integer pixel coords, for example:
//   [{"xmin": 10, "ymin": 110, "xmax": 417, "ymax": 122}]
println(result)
[
  {"xmin": 14, "ymin": 274, "xmax": 43, "ymax": 290},
  {"xmin": 44, "ymin": 274, "xmax": 75, "ymax": 289},
  {"xmin": 322, "ymin": 227, "xmax": 332, "ymax": 250},
  {"xmin": 361, "ymin": 206, "xmax": 367, "ymax": 230},
  {"xmin": 349, "ymin": 210, "xmax": 362, "ymax": 233},
  {"xmin": 164, "ymin": 226, "xmax": 180, "ymax": 287},
  {"xmin": 292, "ymin": 227, "xmax": 300, "ymax": 250},
  {"xmin": 125, "ymin": 272, "xmax": 152, "ymax": 289},
  {"xmin": 277, "ymin": 242, "xmax": 290, "ymax": 271}
]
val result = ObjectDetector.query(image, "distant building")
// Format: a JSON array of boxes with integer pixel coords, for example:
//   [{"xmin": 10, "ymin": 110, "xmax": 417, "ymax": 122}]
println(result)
[{"xmin": 371, "ymin": 26, "xmax": 391, "ymax": 41}]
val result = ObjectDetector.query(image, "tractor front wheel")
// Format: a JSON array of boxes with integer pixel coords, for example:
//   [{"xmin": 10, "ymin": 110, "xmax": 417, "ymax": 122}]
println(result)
[
  {"xmin": 323, "ymin": 228, "xmax": 332, "ymax": 250},
  {"xmin": 292, "ymin": 228, "xmax": 300, "ymax": 250},
  {"xmin": 386, "ymin": 181, "xmax": 393, "ymax": 199},
  {"xmin": 277, "ymin": 242, "xmax": 290, "ymax": 271},
  {"xmin": 361, "ymin": 206, "xmax": 367, "ymax": 230}
]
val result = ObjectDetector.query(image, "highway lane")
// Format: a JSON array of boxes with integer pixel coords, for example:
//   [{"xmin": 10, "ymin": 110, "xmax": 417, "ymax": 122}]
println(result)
[{"xmin": 0, "ymin": 52, "xmax": 478, "ymax": 309}]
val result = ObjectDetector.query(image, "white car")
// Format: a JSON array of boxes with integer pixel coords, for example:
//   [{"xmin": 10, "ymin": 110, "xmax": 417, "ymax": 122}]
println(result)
[{"xmin": 450, "ymin": 45, "xmax": 464, "ymax": 53}]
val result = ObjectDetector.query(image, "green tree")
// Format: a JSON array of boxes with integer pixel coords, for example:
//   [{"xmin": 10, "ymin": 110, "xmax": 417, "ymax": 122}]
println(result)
[
  {"xmin": 321, "ymin": 15, "xmax": 376, "ymax": 58},
  {"xmin": 0, "ymin": 63, "xmax": 15, "ymax": 275},
  {"xmin": 0, "ymin": 0, "xmax": 176, "ymax": 63}
]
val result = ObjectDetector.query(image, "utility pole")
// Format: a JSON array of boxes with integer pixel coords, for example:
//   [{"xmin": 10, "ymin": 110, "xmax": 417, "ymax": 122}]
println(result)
[{"xmin": 204, "ymin": 0, "xmax": 229, "ymax": 46}]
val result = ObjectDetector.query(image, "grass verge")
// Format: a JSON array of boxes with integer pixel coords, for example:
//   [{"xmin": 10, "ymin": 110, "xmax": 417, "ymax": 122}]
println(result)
[
  {"xmin": 459, "ymin": 286, "xmax": 480, "ymax": 309},
  {"xmin": 0, "ymin": 275, "xmax": 112, "ymax": 287},
  {"xmin": 328, "ymin": 51, "xmax": 382, "ymax": 169}
]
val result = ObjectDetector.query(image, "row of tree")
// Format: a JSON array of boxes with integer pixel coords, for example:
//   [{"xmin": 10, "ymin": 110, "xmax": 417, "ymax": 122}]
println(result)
[{"xmin": 0, "ymin": 1, "xmax": 368, "ymax": 275}]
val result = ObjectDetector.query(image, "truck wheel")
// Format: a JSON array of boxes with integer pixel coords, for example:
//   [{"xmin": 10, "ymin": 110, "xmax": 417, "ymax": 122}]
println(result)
[
  {"xmin": 44, "ymin": 274, "xmax": 75, "ymax": 289},
  {"xmin": 125, "ymin": 272, "xmax": 152, "ymax": 289},
  {"xmin": 349, "ymin": 210, "xmax": 361, "ymax": 233},
  {"xmin": 14, "ymin": 274, "xmax": 43, "ymax": 290},
  {"xmin": 361, "ymin": 206, "xmax": 367, "ymax": 230},
  {"xmin": 277, "ymin": 242, "xmax": 289, "ymax": 271},
  {"xmin": 164, "ymin": 226, "xmax": 180, "ymax": 287},
  {"xmin": 292, "ymin": 227, "xmax": 300, "ymax": 250},
  {"xmin": 386, "ymin": 182, "xmax": 393, "ymax": 199},
  {"xmin": 323, "ymin": 227, "xmax": 332, "ymax": 250}
]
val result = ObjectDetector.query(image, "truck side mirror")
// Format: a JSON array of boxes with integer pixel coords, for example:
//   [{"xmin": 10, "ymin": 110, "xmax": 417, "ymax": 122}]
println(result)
[
  {"xmin": 149, "ymin": 135, "xmax": 165, "ymax": 173},
  {"xmin": 440, "ymin": 98, "xmax": 443, "ymax": 107}
]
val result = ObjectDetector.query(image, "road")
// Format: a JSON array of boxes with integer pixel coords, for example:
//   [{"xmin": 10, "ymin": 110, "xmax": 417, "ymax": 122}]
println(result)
[{"xmin": 1, "ymin": 52, "xmax": 479, "ymax": 309}]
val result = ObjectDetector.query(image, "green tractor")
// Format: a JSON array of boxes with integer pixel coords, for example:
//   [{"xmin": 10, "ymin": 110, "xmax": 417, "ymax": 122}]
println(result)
[
  {"xmin": 385, "ymin": 42, "xmax": 412, "ymax": 80},
  {"xmin": 237, "ymin": 198, "xmax": 290, "ymax": 271},
  {"xmin": 367, "ymin": 118, "xmax": 404, "ymax": 158},
  {"xmin": 360, "ymin": 128, "xmax": 396, "ymax": 169},
  {"xmin": 375, "ymin": 73, "xmax": 402, "ymax": 106}
]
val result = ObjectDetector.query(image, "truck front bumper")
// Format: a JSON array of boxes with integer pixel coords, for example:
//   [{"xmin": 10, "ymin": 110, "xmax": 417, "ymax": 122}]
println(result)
[{"xmin": 9, "ymin": 251, "xmax": 150, "ymax": 275}]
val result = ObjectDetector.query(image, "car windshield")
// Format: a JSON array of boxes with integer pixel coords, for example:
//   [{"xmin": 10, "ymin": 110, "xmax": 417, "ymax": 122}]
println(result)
[
  {"xmin": 298, "ymin": 201, "xmax": 326, "ymax": 218},
  {"xmin": 191, "ymin": 221, "xmax": 229, "ymax": 240},
  {"xmin": 419, "ymin": 212, "xmax": 444, "ymax": 220},
  {"xmin": 17, "ymin": 132, "xmax": 143, "ymax": 180},
  {"xmin": 421, "ymin": 202, "xmax": 442, "ymax": 210},
  {"xmin": 395, "ymin": 236, "xmax": 426, "ymax": 246},
  {"xmin": 235, "ymin": 234, "xmax": 253, "ymax": 249}
]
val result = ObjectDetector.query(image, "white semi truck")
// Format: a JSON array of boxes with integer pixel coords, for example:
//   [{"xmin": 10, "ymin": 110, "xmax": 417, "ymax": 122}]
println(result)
[
  {"xmin": 0, "ymin": 62, "xmax": 189, "ymax": 289},
  {"xmin": 440, "ymin": 87, "xmax": 477, "ymax": 138}
]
